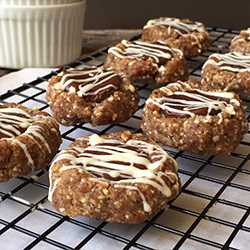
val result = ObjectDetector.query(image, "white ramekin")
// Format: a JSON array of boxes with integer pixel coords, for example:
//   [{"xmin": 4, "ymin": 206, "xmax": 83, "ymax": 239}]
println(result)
[
  {"xmin": 0, "ymin": 0, "xmax": 83, "ymax": 6},
  {"xmin": 0, "ymin": 0, "xmax": 86, "ymax": 68}
]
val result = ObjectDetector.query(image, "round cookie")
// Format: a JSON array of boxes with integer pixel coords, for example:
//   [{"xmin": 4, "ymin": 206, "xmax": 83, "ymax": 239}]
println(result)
[
  {"xmin": 46, "ymin": 67, "xmax": 140, "ymax": 127},
  {"xmin": 0, "ymin": 102, "xmax": 61, "ymax": 182},
  {"xmin": 48, "ymin": 131, "xmax": 181, "ymax": 224},
  {"xmin": 230, "ymin": 28, "xmax": 250, "ymax": 54},
  {"xmin": 104, "ymin": 39, "xmax": 189, "ymax": 85},
  {"xmin": 141, "ymin": 80, "xmax": 248, "ymax": 156},
  {"xmin": 141, "ymin": 17, "xmax": 211, "ymax": 58},
  {"xmin": 201, "ymin": 52, "xmax": 250, "ymax": 99}
]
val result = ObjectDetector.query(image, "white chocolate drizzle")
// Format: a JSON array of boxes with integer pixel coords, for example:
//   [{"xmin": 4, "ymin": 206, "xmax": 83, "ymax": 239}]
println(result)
[
  {"xmin": 202, "ymin": 52, "xmax": 250, "ymax": 72},
  {"xmin": 143, "ymin": 18, "xmax": 208, "ymax": 52},
  {"xmin": 0, "ymin": 106, "xmax": 57, "ymax": 171},
  {"xmin": 12, "ymin": 138, "xmax": 34, "ymax": 166},
  {"xmin": 0, "ymin": 107, "xmax": 34, "ymax": 138},
  {"xmin": 146, "ymin": 81, "xmax": 240, "ymax": 119},
  {"xmin": 108, "ymin": 39, "xmax": 182, "ymax": 63},
  {"xmin": 48, "ymin": 134, "xmax": 179, "ymax": 213},
  {"xmin": 54, "ymin": 67, "xmax": 120, "ymax": 98},
  {"xmin": 143, "ymin": 17, "xmax": 207, "ymax": 35}
]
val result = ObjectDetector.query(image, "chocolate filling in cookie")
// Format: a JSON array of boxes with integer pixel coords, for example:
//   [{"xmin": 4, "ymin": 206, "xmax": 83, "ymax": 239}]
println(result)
[
  {"xmin": 48, "ymin": 131, "xmax": 181, "ymax": 223},
  {"xmin": 46, "ymin": 67, "xmax": 139, "ymax": 126},
  {"xmin": 141, "ymin": 80, "xmax": 248, "ymax": 156}
]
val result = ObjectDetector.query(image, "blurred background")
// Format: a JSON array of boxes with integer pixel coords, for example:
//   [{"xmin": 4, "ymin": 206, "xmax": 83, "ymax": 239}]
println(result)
[{"xmin": 84, "ymin": 0, "xmax": 250, "ymax": 30}]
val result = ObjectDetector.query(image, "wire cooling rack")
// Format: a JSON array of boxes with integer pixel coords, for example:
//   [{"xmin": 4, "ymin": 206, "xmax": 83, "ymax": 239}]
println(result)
[{"xmin": 0, "ymin": 27, "xmax": 250, "ymax": 250}]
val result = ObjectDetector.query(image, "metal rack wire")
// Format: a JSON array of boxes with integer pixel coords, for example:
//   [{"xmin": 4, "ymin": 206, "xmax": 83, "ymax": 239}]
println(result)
[{"xmin": 0, "ymin": 27, "xmax": 250, "ymax": 250}]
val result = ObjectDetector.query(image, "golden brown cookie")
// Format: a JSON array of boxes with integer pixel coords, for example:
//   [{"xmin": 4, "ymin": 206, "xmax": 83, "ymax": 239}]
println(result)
[
  {"xmin": 201, "ymin": 52, "xmax": 250, "ymax": 99},
  {"xmin": 0, "ymin": 102, "xmax": 61, "ymax": 182},
  {"xmin": 104, "ymin": 39, "xmax": 189, "ymax": 85},
  {"xmin": 46, "ymin": 67, "xmax": 140, "ymax": 126},
  {"xmin": 48, "ymin": 131, "xmax": 181, "ymax": 224},
  {"xmin": 141, "ymin": 17, "xmax": 210, "ymax": 58},
  {"xmin": 141, "ymin": 80, "xmax": 248, "ymax": 156},
  {"xmin": 230, "ymin": 28, "xmax": 250, "ymax": 54}
]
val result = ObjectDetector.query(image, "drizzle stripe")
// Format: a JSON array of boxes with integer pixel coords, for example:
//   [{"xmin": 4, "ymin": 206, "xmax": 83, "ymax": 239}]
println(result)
[
  {"xmin": 0, "ymin": 107, "xmax": 34, "ymax": 138},
  {"xmin": 54, "ymin": 68, "xmax": 120, "ymax": 98},
  {"xmin": 49, "ymin": 135, "xmax": 180, "ymax": 213},
  {"xmin": 203, "ymin": 52, "xmax": 250, "ymax": 72},
  {"xmin": 147, "ymin": 81, "xmax": 239, "ymax": 118},
  {"xmin": 108, "ymin": 40, "xmax": 178, "ymax": 63},
  {"xmin": 143, "ymin": 17, "xmax": 206, "ymax": 35}
]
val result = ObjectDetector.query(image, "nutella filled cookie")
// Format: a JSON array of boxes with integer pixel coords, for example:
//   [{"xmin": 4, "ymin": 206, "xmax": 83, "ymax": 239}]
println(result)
[
  {"xmin": 230, "ymin": 28, "xmax": 250, "ymax": 54},
  {"xmin": 46, "ymin": 67, "xmax": 139, "ymax": 126},
  {"xmin": 142, "ymin": 17, "xmax": 210, "ymax": 58},
  {"xmin": 0, "ymin": 103, "xmax": 61, "ymax": 182},
  {"xmin": 201, "ymin": 52, "xmax": 250, "ymax": 99},
  {"xmin": 104, "ymin": 39, "xmax": 189, "ymax": 85},
  {"xmin": 141, "ymin": 80, "xmax": 248, "ymax": 156},
  {"xmin": 48, "ymin": 131, "xmax": 181, "ymax": 224}
]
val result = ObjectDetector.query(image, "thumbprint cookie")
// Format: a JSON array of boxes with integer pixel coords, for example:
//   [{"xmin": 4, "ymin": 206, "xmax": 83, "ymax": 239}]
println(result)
[
  {"xmin": 104, "ymin": 39, "xmax": 189, "ymax": 85},
  {"xmin": 0, "ymin": 103, "xmax": 61, "ymax": 182},
  {"xmin": 201, "ymin": 52, "xmax": 250, "ymax": 99},
  {"xmin": 230, "ymin": 28, "xmax": 250, "ymax": 54},
  {"xmin": 141, "ymin": 80, "xmax": 248, "ymax": 156},
  {"xmin": 46, "ymin": 67, "xmax": 139, "ymax": 127},
  {"xmin": 141, "ymin": 17, "xmax": 210, "ymax": 58},
  {"xmin": 48, "ymin": 131, "xmax": 181, "ymax": 224}
]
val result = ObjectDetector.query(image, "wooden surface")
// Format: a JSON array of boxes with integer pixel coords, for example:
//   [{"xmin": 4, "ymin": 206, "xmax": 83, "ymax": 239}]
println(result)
[
  {"xmin": 0, "ymin": 68, "xmax": 15, "ymax": 78},
  {"xmin": 0, "ymin": 29, "xmax": 142, "ymax": 77}
]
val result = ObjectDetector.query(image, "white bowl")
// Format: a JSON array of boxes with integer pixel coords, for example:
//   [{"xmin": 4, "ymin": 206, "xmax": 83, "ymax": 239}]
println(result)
[
  {"xmin": 0, "ymin": 0, "xmax": 83, "ymax": 6},
  {"xmin": 0, "ymin": 0, "xmax": 86, "ymax": 68}
]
